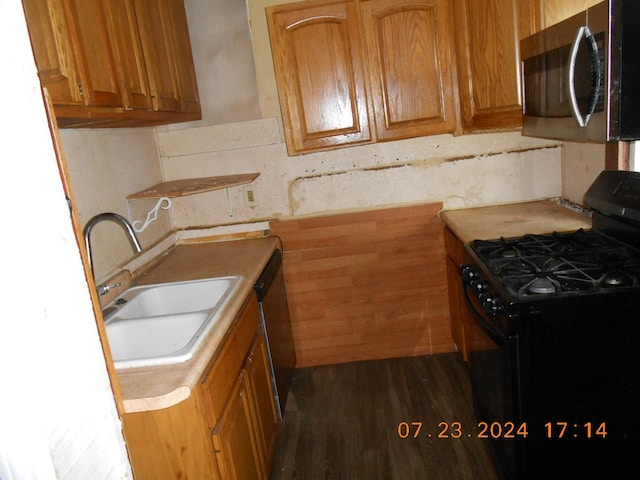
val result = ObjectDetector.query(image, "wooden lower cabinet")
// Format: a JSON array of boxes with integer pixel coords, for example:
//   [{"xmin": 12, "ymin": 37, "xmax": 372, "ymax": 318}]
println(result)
[
  {"xmin": 444, "ymin": 226, "xmax": 472, "ymax": 364},
  {"xmin": 213, "ymin": 328, "xmax": 279, "ymax": 480},
  {"xmin": 212, "ymin": 374, "xmax": 262, "ymax": 479},
  {"xmin": 122, "ymin": 293, "xmax": 279, "ymax": 479},
  {"xmin": 122, "ymin": 391, "xmax": 219, "ymax": 479},
  {"xmin": 243, "ymin": 329, "xmax": 279, "ymax": 472},
  {"xmin": 444, "ymin": 226, "xmax": 496, "ymax": 367}
]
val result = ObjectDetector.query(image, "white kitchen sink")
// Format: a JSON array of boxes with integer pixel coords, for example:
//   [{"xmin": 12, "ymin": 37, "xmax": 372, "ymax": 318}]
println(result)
[{"xmin": 103, "ymin": 276, "xmax": 242, "ymax": 369}]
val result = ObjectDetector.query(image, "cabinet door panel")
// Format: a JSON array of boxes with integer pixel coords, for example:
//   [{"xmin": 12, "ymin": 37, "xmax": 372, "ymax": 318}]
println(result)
[
  {"xmin": 361, "ymin": 0, "xmax": 458, "ymax": 140},
  {"xmin": 268, "ymin": 1, "xmax": 372, "ymax": 154},
  {"xmin": 133, "ymin": 0, "xmax": 180, "ymax": 112},
  {"xmin": 163, "ymin": 0, "xmax": 201, "ymax": 113},
  {"xmin": 212, "ymin": 375, "xmax": 263, "ymax": 480},
  {"xmin": 453, "ymin": 0, "xmax": 523, "ymax": 132},
  {"xmin": 22, "ymin": 0, "xmax": 83, "ymax": 105},
  {"xmin": 104, "ymin": 0, "xmax": 152, "ymax": 110},
  {"xmin": 67, "ymin": 0, "xmax": 122, "ymax": 107},
  {"xmin": 246, "ymin": 329, "xmax": 279, "ymax": 471}
]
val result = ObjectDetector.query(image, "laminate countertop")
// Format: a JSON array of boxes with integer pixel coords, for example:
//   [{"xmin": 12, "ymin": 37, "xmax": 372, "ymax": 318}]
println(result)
[
  {"xmin": 439, "ymin": 199, "xmax": 592, "ymax": 244},
  {"xmin": 115, "ymin": 236, "xmax": 281, "ymax": 413}
]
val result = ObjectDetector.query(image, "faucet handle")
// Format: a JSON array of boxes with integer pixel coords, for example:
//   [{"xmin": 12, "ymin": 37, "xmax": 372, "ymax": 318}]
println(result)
[{"xmin": 98, "ymin": 281, "xmax": 123, "ymax": 297}]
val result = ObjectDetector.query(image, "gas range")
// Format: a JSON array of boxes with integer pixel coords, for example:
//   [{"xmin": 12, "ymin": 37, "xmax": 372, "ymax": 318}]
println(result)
[
  {"xmin": 459, "ymin": 170, "xmax": 640, "ymax": 480},
  {"xmin": 468, "ymin": 228, "xmax": 640, "ymax": 302}
]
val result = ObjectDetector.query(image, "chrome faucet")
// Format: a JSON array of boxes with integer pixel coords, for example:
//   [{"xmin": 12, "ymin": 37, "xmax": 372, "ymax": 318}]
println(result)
[{"xmin": 82, "ymin": 213, "xmax": 142, "ymax": 289}]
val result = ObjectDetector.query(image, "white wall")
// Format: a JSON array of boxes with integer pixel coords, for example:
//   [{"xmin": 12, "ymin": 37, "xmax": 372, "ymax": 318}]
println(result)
[
  {"xmin": 561, "ymin": 141, "xmax": 606, "ymax": 204},
  {"xmin": 60, "ymin": 128, "xmax": 171, "ymax": 283},
  {"xmin": 0, "ymin": 2, "xmax": 131, "ymax": 479},
  {"xmin": 157, "ymin": 120, "xmax": 564, "ymax": 228}
]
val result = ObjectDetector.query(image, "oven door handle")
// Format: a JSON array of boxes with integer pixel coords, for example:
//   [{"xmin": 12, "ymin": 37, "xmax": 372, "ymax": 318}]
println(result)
[{"xmin": 460, "ymin": 279, "xmax": 507, "ymax": 348}]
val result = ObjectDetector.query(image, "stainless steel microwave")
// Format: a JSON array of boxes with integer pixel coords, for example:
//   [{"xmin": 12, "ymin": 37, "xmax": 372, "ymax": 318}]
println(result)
[{"xmin": 521, "ymin": 0, "xmax": 640, "ymax": 142}]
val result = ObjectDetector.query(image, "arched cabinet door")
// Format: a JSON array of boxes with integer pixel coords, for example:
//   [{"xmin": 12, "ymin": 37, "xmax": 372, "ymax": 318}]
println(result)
[
  {"xmin": 452, "ymin": 0, "xmax": 529, "ymax": 133},
  {"xmin": 267, "ymin": 1, "xmax": 373, "ymax": 155},
  {"xmin": 360, "ymin": 0, "xmax": 458, "ymax": 141}
]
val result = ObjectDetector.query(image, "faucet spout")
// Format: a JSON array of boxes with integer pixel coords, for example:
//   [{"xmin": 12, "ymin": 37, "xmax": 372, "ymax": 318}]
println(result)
[{"xmin": 82, "ymin": 212, "xmax": 143, "ymax": 279}]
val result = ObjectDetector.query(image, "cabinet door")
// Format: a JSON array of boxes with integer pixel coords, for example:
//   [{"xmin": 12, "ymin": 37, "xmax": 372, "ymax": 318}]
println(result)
[
  {"xmin": 66, "ymin": 0, "xmax": 122, "ymax": 107},
  {"xmin": 453, "ymin": 0, "xmax": 524, "ymax": 132},
  {"xmin": 103, "ymin": 0, "xmax": 152, "ymax": 110},
  {"xmin": 133, "ymin": 0, "xmax": 180, "ymax": 112},
  {"xmin": 245, "ymin": 328, "xmax": 280, "ymax": 472},
  {"xmin": 122, "ymin": 392, "xmax": 220, "ymax": 480},
  {"xmin": 444, "ymin": 227, "xmax": 468, "ymax": 363},
  {"xmin": 212, "ymin": 374, "xmax": 263, "ymax": 480},
  {"xmin": 267, "ymin": 0, "xmax": 372, "ymax": 155},
  {"xmin": 360, "ymin": 0, "xmax": 458, "ymax": 140},
  {"xmin": 22, "ymin": 0, "xmax": 87, "ymax": 106},
  {"xmin": 163, "ymin": 0, "xmax": 201, "ymax": 113}
]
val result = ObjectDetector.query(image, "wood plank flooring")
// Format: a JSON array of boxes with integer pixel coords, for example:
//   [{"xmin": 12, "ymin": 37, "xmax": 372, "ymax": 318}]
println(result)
[{"xmin": 269, "ymin": 353, "xmax": 499, "ymax": 480}]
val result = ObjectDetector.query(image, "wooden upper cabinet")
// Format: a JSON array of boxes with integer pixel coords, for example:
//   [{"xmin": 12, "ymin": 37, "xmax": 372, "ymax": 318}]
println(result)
[
  {"xmin": 133, "ymin": 0, "xmax": 180, "ymax": 112},
  {"xmin": 163, "ymin": 0, "xmax": 201, "ymax": 114},
  {"xmin": 22, "ymin": 0, "xmax": 120, "ymax": 107},
  {"xmin": 22, "ymin": 0, "xmax": 82, "ymax": 105},
  {"xmin": 519, "ymin": 0, "xmax": 544, "ymax": 38},
  {"xmin": 103, "ymin": 0, "xmax": 152, "ymax": 111},
  {"xmin": 133, "ymin": 0, "xmax": 200, "ymax": 113},
  {"xmin": 452, "ymin": 0, "xmax": 524, "ymax": 133},
  {"xmin": 267, "ymin": 1, "xmax": 372, "ymax": 155},
  {"xmin": 267, "ymin": 0, "xmax": 457, "ymax": 155},
  {"xmin": 360, "ymin": 0, "xmax": 458, "ymax": 141},
  {"xmin": 22, "ymin": 0, "xmax": 201, "ymax": 127},
  {"xmin": 66, "ymin": 0, "xmax": 122, "ymax": 107}
]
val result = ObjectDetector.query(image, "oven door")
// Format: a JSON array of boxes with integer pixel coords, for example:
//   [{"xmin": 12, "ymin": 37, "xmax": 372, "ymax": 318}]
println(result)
[{"xmin": 460, "ymin": 268, "xmax": 522, "ymax": 480}]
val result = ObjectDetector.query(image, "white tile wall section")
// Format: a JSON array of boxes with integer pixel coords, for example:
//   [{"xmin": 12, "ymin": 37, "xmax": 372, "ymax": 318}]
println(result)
[{"xmin": 0, "ymin": 3, "xmax": 132, "ymax": 479}]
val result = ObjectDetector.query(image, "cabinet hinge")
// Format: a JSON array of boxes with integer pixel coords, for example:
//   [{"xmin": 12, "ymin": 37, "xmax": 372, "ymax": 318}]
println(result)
[{"xmin": 77, "ymin": 82, "xmax": 84, "ymax": 96}]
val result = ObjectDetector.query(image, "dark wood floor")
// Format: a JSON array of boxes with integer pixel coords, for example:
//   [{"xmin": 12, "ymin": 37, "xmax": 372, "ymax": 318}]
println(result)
[{"xmin": 269, "ymin": 353, "xmax": 500, "ymax": 480}]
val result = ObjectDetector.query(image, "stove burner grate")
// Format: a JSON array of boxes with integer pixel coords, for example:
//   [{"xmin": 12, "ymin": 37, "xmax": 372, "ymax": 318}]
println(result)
[{"xmin": 471, "ymin": 230, "xmax": 640, "ymax": 299}]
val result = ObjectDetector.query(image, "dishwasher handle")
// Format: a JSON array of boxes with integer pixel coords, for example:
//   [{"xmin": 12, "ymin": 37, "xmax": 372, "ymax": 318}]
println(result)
[{"xmin": 254, "ymin": 249, "xmax": 283, "ymax": 301}]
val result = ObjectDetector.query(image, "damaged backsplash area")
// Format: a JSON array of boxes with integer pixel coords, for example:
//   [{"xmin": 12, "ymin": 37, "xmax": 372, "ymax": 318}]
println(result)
[{"xmin": 157, "ymin": 118, "xmax": 565, "ymax": 228}]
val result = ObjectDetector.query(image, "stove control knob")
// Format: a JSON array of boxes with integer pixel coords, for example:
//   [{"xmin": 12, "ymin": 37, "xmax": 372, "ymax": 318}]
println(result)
[
  {"xmin": 470, "ymin": 279, "xmax": 487, "ymax": 294},
  {"xmin": 460, "ymin": 264, "xmax": 477, "ymax": 284},
  {"xmin": 482, "ymin": 295, "xmax": 501, "ymax": 315}
]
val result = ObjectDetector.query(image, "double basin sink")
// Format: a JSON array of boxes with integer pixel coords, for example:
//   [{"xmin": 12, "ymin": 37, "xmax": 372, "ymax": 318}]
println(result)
[{"xmin": 102, "ymin": 276, "xmax": 242, "ymax": 369}]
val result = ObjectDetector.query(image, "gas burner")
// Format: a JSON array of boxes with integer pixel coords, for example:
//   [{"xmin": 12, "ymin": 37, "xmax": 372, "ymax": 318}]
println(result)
[
  {"xmin": 527, "ymin": 277, "xmax": 557, "ymax": 294},
  {"xmin": 600, "ymin": 271, "xmax": 636, "ymax": 288},
  {"xmin": 603, "ymin": 273, "xmax": 625, "ymax": 286}
]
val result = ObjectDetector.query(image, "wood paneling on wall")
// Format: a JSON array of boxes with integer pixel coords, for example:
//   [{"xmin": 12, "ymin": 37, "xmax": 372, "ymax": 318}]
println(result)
[{"xmin": 270, "ymin": 203, "xmax": 454, "ymax": 367}]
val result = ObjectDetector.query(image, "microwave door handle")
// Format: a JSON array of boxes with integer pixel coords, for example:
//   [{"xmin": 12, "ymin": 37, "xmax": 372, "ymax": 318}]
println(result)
[{"xmin": 568, "ymin": 26, "xmax": 590, "ymax": 127}]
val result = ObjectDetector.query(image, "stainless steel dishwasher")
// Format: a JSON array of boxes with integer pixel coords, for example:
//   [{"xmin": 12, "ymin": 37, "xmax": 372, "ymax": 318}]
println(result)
[{"xmin": 254, "ymin": 249, "xmax": 296, "ymax": 418}]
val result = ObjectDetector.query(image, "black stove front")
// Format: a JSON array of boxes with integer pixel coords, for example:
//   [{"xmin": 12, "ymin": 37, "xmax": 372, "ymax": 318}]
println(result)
[{"xmin": 459, "ymin": 171, "xmax": 640, "ymax": 480}]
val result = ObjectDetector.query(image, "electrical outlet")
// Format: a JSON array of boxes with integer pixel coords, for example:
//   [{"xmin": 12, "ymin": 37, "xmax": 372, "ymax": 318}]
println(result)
[{"xmin": 243, "ymin": 185, "xmax": 258, "ymax": 207}]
